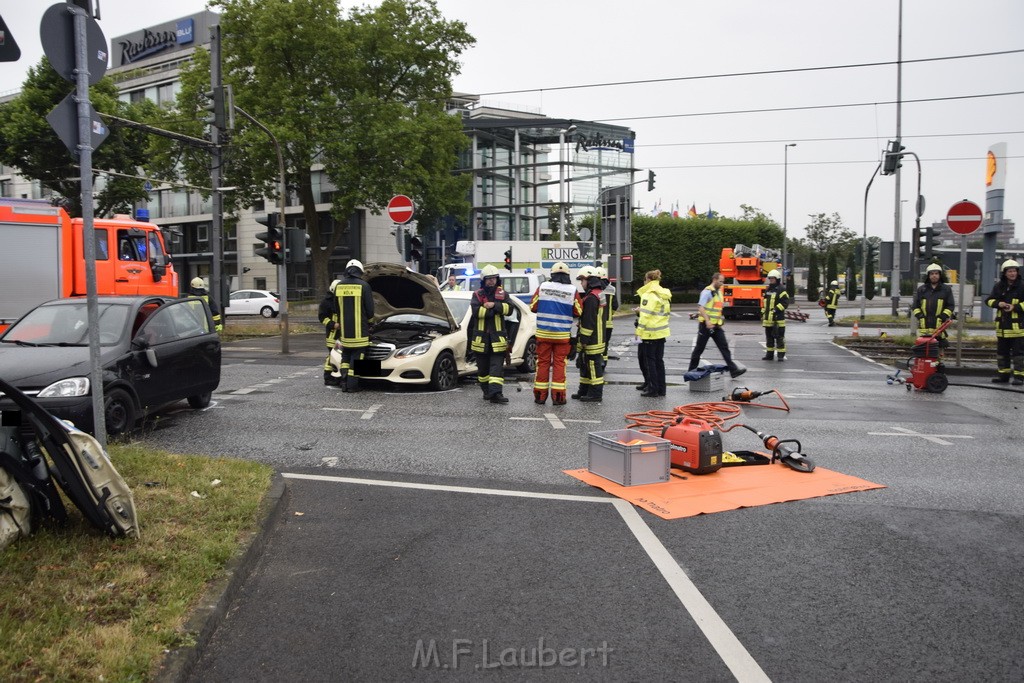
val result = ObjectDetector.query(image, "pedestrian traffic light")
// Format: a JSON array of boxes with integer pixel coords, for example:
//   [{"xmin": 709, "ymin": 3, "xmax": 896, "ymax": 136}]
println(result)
[
  {"xmin": 286, "ymin": 227, "xmax": 308, "ymax": 264},
  {"xmin": 647, "ymin": 169, "xmax": 656, "ymax": 192},
  {"xmin": 255, "ymin": 214, "xmax": 284, "ymax": 265},
  {"xmin": 201, "ymin": 86, "xmax": 226, "ymax": 130},
  {"xmin": 409, "ymin": 236, "xmax": 423, "ymax": 262},
  {"xmin": 503, "ymin": 247, "xmax": 513, "ymax": 271},
  {"xmin": 881, "ymin": 139, "xmax": 905, "ymax": 175}
]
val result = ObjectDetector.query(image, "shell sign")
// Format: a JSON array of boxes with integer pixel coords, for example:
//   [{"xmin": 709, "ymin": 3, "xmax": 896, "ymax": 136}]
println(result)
[{"xmin": 986, "ymin": 143, "xmax": 1006, "ymax": 190}]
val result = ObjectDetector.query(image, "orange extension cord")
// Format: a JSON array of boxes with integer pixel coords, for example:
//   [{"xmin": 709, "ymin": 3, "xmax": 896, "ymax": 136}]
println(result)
[{"xmin": 624, "ymin": 389, "xmax": 791, "ymax": 436}]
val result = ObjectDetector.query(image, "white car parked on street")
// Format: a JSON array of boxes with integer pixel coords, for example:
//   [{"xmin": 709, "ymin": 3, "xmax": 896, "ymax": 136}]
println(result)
[{"xmin": 227, "ymin": 289, "xmax": 280, "ymax": 318}]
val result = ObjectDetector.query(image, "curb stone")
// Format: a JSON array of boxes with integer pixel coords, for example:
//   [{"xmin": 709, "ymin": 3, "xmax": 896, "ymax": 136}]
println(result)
[{"xmin": 154, "ymin": 473, "xmax": 289, "ymax": 683}]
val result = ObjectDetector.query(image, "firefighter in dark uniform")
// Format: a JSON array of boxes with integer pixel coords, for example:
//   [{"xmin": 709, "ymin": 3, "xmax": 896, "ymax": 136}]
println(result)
[
  {"xmin": 572, "ymin": 267, "xmax": 607, "ymax": 403},
  {"xmin": 761, "ymin": 268, "xmax": 790, "ymax": 361},
  {"xmin": 335, "ymin": 260, "xmax": 374, "ymax": 393},
  {"xmin": 320, "ymin": 279, "xmax": 341, "ymax": 385},
  {"xmin": 986, "ymin": 259, "xmax": 1024, "ymax": 385},
  {"xmin": 822, "ymin": 280, "xmax": 840, "ymax": 326},
  {"xmin": 469, "ymin": 264, "xmax": 512, "ymax": 404},
  {"xmin": 596, "ymin": 266, "xmax": 618, "ymax": 364},
  {"xmin": 912, "ymin": 263, "xmax": 955, "ymax": 351},
  {"xmin": 189, "ymin": 276, "xmax": 223, "ymax": 332}
]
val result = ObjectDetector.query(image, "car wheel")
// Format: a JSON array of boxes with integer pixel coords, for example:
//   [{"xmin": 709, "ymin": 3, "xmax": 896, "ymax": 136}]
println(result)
[
  {"xmin": 260, "ymin": 306, "xmax": 276, "ymax": 318},
  {"xmin": 518, "ymin": 336, "xmax": 538, "ymax": 373},
  {"xmin": 430, "ymin": 351, "xmax": 458, "ymax": 391},
  {"xmin": 187, "ymin": 391, "xmax": 213, "ymax": 409},
  {"xmin": 104, "ymin": 388, "xmax": 137, "ymax": 436}
]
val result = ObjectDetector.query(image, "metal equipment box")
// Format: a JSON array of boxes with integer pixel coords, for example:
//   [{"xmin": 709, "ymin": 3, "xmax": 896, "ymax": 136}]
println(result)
[
  {"xmin": 587, "ymin": 429, "xmax": 671, "ymax": 486},
  {"xmin": 688, "ymin": 371, "xmax": 724, "ymax": 393}
]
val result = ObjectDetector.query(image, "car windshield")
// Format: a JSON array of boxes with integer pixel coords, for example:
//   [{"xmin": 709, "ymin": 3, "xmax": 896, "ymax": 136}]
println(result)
[
  {"xmin": 444, "ymin": 297, "xmax": 471, "ymax": 321},
  {"xmin": 2, "ymin": 302, "xmax": 130, "ymax": 346}
]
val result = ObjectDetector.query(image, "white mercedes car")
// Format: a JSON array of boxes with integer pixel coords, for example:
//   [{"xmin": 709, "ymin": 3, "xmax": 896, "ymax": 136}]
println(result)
[{"xmin": 330, "ymin": 263, "xmax": 537, "ymax": 391}]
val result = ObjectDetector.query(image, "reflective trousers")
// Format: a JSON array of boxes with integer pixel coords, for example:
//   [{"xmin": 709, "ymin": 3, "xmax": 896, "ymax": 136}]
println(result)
[{"xmin": 534, "ymin": 338, "xmax": 570, "ymax": 402}]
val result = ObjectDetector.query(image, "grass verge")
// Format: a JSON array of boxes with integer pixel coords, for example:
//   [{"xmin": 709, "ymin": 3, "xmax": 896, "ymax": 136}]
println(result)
[
  {"xmin": 220, "ymin": 319, "xmax": 320, "ymax": 342},
  {"xmin": 0, "ymin": 444, "xmax": 272, "ymax": 682}
]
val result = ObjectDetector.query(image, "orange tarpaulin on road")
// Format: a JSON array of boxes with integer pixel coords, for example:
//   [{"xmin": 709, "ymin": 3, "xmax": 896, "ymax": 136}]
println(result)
[{"xmin": 564, "ymin": 464, "xmax": 885, "ymax": 520}]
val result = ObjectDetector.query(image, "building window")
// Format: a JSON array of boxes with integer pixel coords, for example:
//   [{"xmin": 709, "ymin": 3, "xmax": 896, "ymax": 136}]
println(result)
[
  {"xmin": 0, "ymin": 179, "xmax": 11, "ymax": 198},
  {"xmin": 254, "ymin": 277, "xmax": 267, "ymax": 290},
  {"xmin": 196, "ymin": 223, "xmax": 209, "ymax": 246}
]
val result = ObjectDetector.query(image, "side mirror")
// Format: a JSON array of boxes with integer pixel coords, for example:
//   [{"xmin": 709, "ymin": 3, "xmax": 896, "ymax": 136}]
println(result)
[
  {"xmin": 144, "ymin": 348, "xmax": 158, "ymax": 368},
  {"xmin": 150, "ymin": 253, "xmax": 167, "ymax": 280}
]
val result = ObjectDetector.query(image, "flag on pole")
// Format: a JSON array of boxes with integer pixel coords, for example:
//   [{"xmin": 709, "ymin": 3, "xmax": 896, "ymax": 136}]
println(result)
[
  {"xmin": 706, "ymin": 206, "xmax": 713, "ymax": 218},
  {"xmin": 672, "ymin": 202, "xmax": 679, "ymax": 218},
  {"xmin": 688, "ymin": 204, "xmax": 698, "ymax": 218}
]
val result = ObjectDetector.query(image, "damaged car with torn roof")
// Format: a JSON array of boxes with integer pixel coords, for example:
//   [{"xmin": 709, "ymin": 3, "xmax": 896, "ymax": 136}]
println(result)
[{"xmin": 330, "ymin": 263, "xmax": 537, "ymax": 391}]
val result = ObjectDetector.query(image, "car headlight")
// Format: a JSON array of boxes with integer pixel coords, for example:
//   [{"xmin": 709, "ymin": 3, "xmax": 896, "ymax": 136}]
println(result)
[
  {"xmin": 394, "ymin": 341, "xmax": 431, "ymax": 358},
  {"xmin": 37, "ymin": 377, "xmax": 90, "ymax": 398}
]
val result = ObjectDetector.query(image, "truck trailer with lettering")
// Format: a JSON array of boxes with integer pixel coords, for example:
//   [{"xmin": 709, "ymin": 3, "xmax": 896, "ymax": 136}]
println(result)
[
  {"xmin": 449, "ymin": 240, "xmax": 596, "ymax": 275},
  {"xmin": 0, "ymin": 199, "xmax": 179, "ymax": 331}
]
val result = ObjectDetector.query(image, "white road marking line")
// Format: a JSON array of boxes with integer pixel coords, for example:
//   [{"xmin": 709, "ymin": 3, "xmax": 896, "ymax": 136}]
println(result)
[
  {"xmin": 867, "ymin": 425, "xmax": 973, "ymax": 446},
  {"xmin": 282, "ymin": 472, "xmax": 612, "ymax": 503},
  {"xmin": 323, "ymin": 407, "xmax": 366, "ymax": 413},
  {"xmin": 612, "ymin": 500, "xmax": 770, "ymax": 682},
  {"xmin": 510, "ymin": 416, "xmax": 545, "ymax": 422},
  {"xmin": 563, "ymin": 418, "xmax": 603, "ymax": 424},
  {"xmin": 544, "ymin": 413, "xmax": 565, "ymax": 429},
  {"xmin": 363, "ymin": 404, "xmax": 383, "ymax": 420},
  {"xmin": 280, "ymin": 473, "xmax": 767, "ymax": 678},
  {"xmin": 321, "ymin": 457, "xmax": 338, "ymax": 467}
]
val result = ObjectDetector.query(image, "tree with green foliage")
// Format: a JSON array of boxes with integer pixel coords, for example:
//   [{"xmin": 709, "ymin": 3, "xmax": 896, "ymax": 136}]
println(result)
[
  {"xmin": 0, "ymin": 59, "xmax": 161, "ymax": 217},
  {"xmin": 827, "ymin": 251, "xmax": 839, "ymax": 287},
  {"xmin": 865, "ymin": 237, "xmax": 880, "ymax": 300},
  {"xmin": 807, "ymin": 252, "xmax": 821, "ymax": 301},
  {"xmin": 155, "ymin": 0, "xmax": 474, "ymax": 292}
]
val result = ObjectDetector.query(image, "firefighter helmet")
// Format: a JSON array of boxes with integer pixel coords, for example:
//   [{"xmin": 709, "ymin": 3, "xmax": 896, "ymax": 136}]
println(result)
[
  {"xmin": 190, "ymin": 276, "xmax": 206, "ymax": 290},
  {"xmin": 329, "ymin": 279, "xmax": 342, "ymax": 293},
  {"xmin": 595, "ymin": 266, "xmax": 608, "ymax": 279},
  {"xmin": 576, "ymin": 266, "xmax": 595, "ymax": 280},
  {"xmin": 1001, "ymin": 259, "xmax": 1020, "ymax": 273},
  {"xmin": 345, "ymin": 259, "xmax": 364, "ymax": 273},
  {"xmin": 926, "ymin": 263, "xmax": 943, "ymax": 273},
  {"xmin": 550, "ymin": 262, "xmax": 570, "ymax": 275},
  {"xmin": 481, "ymin": 264, "xmax": 500, "ymax": 278},
  {"xmin": 767, "ymin": 269, "xmax": 781, "ymax": 280},
  {"xmin": 830, "ymin": 280, "xmax": 838, "ymax": 286}
]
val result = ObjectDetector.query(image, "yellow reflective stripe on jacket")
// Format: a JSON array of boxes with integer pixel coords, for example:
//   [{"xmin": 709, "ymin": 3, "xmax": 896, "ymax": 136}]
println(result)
[
  {"xmin": 701, "ymin": 285, "xmax": 724, "ymax": 325},
  {"xmin": 337, "ymin": 284, "xmax": 370, "ymax": 346}
]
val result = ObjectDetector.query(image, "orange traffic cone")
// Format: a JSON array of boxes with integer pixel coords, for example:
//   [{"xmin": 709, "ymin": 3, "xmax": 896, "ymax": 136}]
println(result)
[{"xmin": 852, "ymin": 321, "xmax": 860, "ymax": 337}]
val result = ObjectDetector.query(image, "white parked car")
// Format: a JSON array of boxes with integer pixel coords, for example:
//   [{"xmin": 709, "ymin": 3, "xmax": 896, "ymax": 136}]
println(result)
[
  {"xmin": 227, "ymin": 289, "xmax": 280, "ymax": 318},
  {"xmin": 331, "ymin": 263, "xmax": 537, "ymax": 391}
]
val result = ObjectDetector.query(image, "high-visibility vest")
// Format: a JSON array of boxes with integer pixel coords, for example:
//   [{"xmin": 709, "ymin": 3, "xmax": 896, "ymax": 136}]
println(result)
[
  {"xmin": 700, "ymin": 285, "xmax": 724, "ymax": 326},
  {"xmin": 637, "ymin": 283, "xmax": 671, "ymax": 340},
  {"xmin": 336, "ymin": 281, "xmax": 371, "ymax": 347},
  {"xmin": 533, "ymin": 281, "xmax": 578, "ymax": 341}
]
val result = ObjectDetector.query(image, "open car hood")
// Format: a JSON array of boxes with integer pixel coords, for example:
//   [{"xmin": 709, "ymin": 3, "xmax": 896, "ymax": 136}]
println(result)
[{"xmin": 363, "ymin": 262, "xmax": 459, "ymax": 328}]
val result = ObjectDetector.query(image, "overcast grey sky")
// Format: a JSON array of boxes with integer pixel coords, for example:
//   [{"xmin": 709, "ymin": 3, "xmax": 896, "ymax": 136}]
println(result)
[{"xmin": 3, "ymin": 0, "xmax": 1022, "ymax": 243}]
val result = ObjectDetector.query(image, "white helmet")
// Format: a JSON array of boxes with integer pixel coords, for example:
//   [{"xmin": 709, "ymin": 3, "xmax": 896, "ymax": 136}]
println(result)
[
  {"xmin": 767, "ymin": 269, "xmax": 781, "ymax": 280},
  {"xmin": 550, "ymin": 262, "xmax": 570, "ymax": 275},
  {"xmin": 830, "ymin": 280, "xmax": 838, "ymax": 286},
  {"xmin": 346, "ymin": 259, "xmax": 364, "ymax": 273},
  {"xmin": 481, "ymin": 264, "xmax": 500, "ymax": 278},
  {"xmin": 329, "ymin": 279, "xmax": 342, "ymax": 293},
  {"xmin": 595, "ymin": 266, "xmax": 608, "ymax": 279},
  {"xmin": 576, "ymin": 266, "xmax": 596, "ymax": 280},
  {"xmin": 1001, "ymin": 259, "xmax": 1020, "ymax": 273},
  {"xmin": 190, "ymin": 276, "xmax": 206, "ymax": 290},
  {"xmin": 925, "ymin": 263, "xmax": 943, "ymax": 273}
]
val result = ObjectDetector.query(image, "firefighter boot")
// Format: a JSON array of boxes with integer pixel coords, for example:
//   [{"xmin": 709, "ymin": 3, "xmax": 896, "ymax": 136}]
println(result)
[
  {"xmin": 534, "ymin": 389, "xmax": 548, "ymax": 405},
  {"xmin": 551, "ymin": 391, "xmax": 567, "ymax": 405},
  {"xmin": 578, "ymin": 384, "xmax": 603, "ymax": 403},
  {"xmin": 776, "ymin": 352, "xmax": 786, "ymax": 362},
  {"xmin": 490, "ymin": 391, "xmax": 509, "ymax": 404},
  {"xmin": 571, "ymin": 386, "xmax": 589, "ymax": 400},
  {"xmin": 761, "ymin": 350, "xmax": 774, "ymax": 361},
  {"xmin": 324, "ymin": 370, "xmax": 339, "ymax": 386}
]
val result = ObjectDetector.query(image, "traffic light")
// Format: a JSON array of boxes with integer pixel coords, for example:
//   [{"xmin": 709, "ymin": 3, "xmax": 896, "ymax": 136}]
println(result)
[
  {"xmin": 647, "ymin": 169, "xmax": 656, "ymax": 192},
  {"xmin": 912, "ymin": 227, "xmax": 924, "ymax": 261},
  {"xmin": 923, "ymin": 227, "xmax": 941, "ymax": 260},
  {"xmin": 201, "ymin": 86, "xmax": 226, "ymax": 130},
  {"xmin": 255, "ymin": 214, "xmax": 284, "ymax": 264},
  {"xmin": 503, "ymin": 246, "xmax": 513, "ymax": 271},
  {"xmin": 881, "ymin": 139, "xmax": 905, "ymax": 175},
  {"xmin": 409, "ymin": 236, "xmax": 423, "ymax": 262},
  {"xmin": 286, "ymin": 227, "xmax": 308, "ymax": 264},
  {"xmin": 867, "ymin": 241, "xmax": 879, "ymax": 264}
]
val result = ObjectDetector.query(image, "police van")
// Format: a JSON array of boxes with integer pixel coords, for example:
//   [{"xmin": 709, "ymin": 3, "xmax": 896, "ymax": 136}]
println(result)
[{"xmin": 439, "ymin": 267, "xmax": 547, "ymax": 303}]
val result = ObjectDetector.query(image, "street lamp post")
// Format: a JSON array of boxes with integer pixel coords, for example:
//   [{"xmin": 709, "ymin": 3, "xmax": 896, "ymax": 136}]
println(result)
[
  {"xmin": 558, "ymin": 124, "xmax": 576, "ymax": 240},
  {"xmin": 783, "ymin": 143, "xmax": 797, "ymax": 283}
]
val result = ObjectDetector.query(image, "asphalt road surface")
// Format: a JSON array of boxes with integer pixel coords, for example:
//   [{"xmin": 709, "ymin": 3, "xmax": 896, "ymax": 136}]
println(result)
[{"xmin": 140, "ymin": 306, "xmax": 1023, "ymax": 682}]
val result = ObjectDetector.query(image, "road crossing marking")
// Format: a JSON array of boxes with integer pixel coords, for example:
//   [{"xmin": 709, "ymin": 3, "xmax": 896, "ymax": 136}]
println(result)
[
  {"xmin": 282, "ymin": 472, "xmax": 767, "ymax": 679},
  {"xmin": 510, "ymin": 415, "xmax": 603, "ymax": 429},
  {"xmin": 323, "ymin": 404, "xmax": 382, "ymax": 420},
  {"xmin": 867, "ymin": 425, "xmax": 973, "ymax": 446}
]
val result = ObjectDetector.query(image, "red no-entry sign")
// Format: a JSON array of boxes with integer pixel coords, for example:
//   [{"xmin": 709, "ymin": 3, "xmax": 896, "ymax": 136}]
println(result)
[
  {"xmin": 945, "ymin": 200, "xmax": 983, "ymax": 235},
  {"xmin": 386, "ymin": 195, "xmax": 415, "ymax": 224}
]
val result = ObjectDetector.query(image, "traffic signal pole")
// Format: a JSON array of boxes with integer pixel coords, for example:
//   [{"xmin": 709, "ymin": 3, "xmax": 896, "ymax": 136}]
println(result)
[
  {"xmin": 208, "ymin": 24, "xmax": 224, "ymax": 322},
  {"xmin": 889, "ymin": 0, "xmax": 904, "ymax": 317},
  {"xmin": 861, "ymin": 160, "xmax": 882, "ymax": 320}
]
